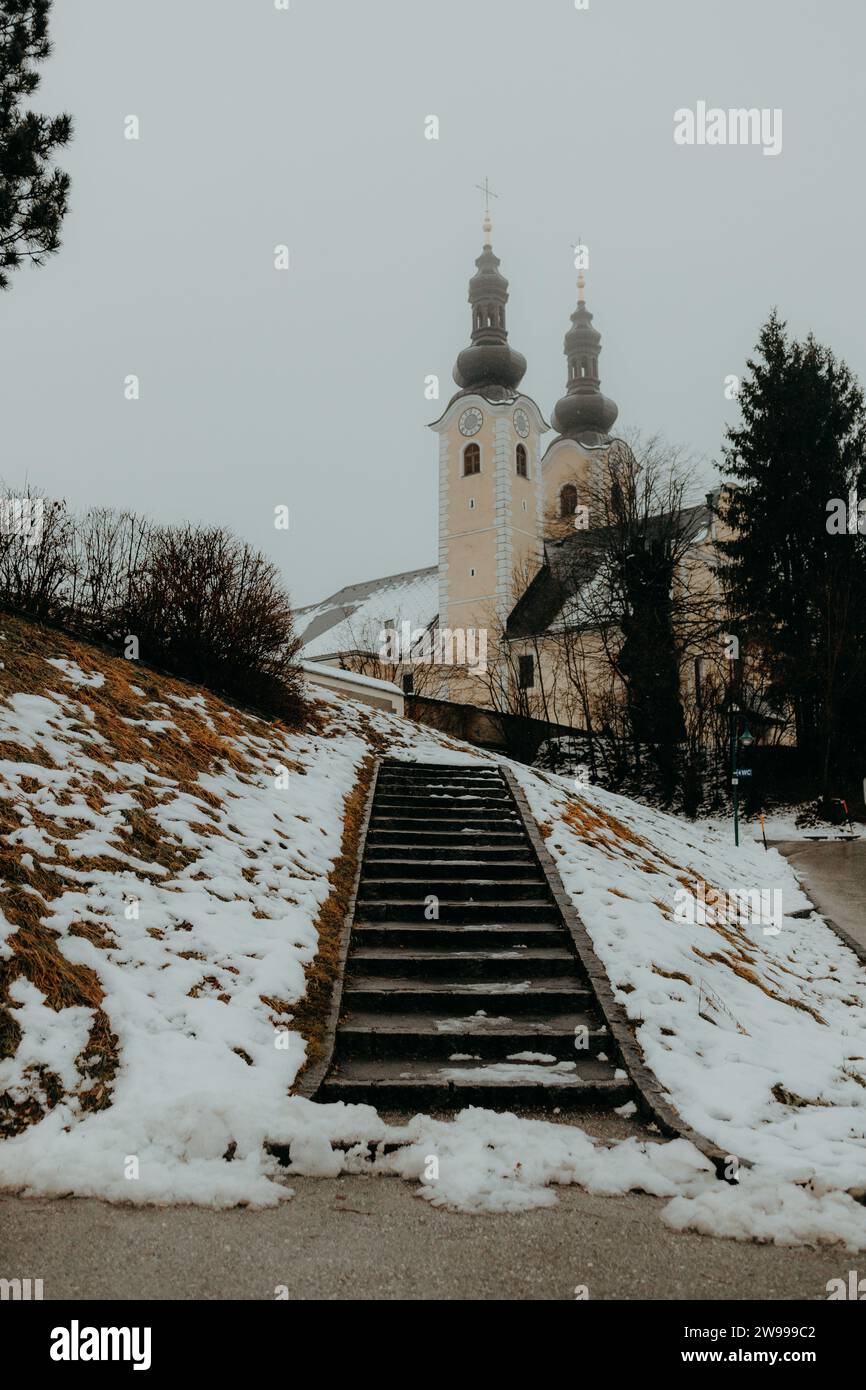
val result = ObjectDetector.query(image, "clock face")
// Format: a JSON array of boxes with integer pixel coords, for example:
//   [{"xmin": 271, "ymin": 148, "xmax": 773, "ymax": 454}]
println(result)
[
  {"xmin": 458, "ymin": 407, "xmax": 483, "ymax": 437},
  {"xmin": 513, "ymin": 408, "xmax": 530, "ymax": 439}
]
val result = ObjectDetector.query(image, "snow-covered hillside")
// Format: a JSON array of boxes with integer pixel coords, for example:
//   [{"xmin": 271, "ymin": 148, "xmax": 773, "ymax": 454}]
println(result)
[{"xmin": 2, "ymin": 614, "xmax": 865, "ymax": 1245}]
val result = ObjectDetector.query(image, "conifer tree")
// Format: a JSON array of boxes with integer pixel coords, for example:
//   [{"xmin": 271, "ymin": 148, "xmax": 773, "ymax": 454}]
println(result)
[
  {"xmin": 720, "ymin": 311, "xmax": 866, "ymax": 794},
  {"xmin": 0, "ymin": 0, "xmax": 72, "ymax": 290}
]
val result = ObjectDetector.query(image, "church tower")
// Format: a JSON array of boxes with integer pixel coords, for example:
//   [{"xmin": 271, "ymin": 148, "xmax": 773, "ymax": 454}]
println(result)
[
  {"xmin": 543, "ymin": 269, "xmax": 619, "ymax": 531},
  {"xmin": 430, "ymin": 211, "xmax": 547, "ymax": 673}
]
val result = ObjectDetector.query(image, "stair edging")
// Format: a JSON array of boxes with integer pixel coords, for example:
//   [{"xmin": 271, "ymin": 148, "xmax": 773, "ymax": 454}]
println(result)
[
  {"xmin": 296, "ymin": 755, "xmax": 383, "ymax": 1100},
  {"xmin": 500, "ymin": 765, "xmax": 739, "ymax": 1181}
]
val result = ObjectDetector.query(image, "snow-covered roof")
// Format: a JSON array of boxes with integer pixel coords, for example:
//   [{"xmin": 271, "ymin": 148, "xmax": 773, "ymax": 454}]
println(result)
[
  {"xmin": 296, "ymin": 565, "xmax": 438, "ymax": 659},
  {"xmin": 300, "ymin": 660, "xmax": 403, "ymax": 696}
]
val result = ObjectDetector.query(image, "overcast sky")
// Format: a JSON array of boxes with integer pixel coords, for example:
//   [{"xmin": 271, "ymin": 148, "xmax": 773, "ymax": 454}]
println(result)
[{"xmin": 3, "ymin": 0, "xmax": 864, "ymax": 606}]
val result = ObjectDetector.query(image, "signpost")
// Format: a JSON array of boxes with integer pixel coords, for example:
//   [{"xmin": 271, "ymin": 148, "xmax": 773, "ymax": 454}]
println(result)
[{"xmin": 729, "ymin": 702, "xmax": 755, "ymax": 846}]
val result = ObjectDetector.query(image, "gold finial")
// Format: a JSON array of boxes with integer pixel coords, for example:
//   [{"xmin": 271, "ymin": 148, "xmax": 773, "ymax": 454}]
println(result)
[
  {"xmin": 573, "ymin": 235, "xmax": 587, "ymax": 303},
  {"xmin": 475, "ymin": 177, "xmax": 498, "ymax": 246}
]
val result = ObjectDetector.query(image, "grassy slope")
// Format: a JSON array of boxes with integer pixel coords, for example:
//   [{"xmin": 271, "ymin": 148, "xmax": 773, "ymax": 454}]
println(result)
[{"xmin": 0, "ymin": 612, "xmax": 373, "ymax": 1138}]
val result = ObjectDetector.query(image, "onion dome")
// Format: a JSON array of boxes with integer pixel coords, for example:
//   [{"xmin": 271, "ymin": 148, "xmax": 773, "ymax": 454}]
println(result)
[
  {"xmin": 452, "ymin": 213, "xmax": 527, "ymax": 401},
  {"xmin": 551, "ymin": 271, "xmax": 618, "ymax": 445}
]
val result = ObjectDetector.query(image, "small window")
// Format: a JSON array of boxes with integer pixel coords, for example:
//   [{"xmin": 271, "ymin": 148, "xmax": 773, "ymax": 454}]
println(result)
[
  {"xmin": 518, "ymin": 654, "xmax": 535, "ymax": 690},
  {"xmin": 469, "ymin": 497, "xmax": 475, "ymax": 510},
  {"xmin": 463, "ymin": 443, "xmax": 480, "ymax": 476},
  {"xmin": 402, "ymin": 672, "xmax": 414, "ymax": 695},
  {"xmin": 469, "ymin": 567, "xmax": 476, "ymax": 577},
  {"xmin": 522, "ymin": 500, "xmax": 527, "ymax": 511},
  {"xmin": 516, "ymin": 443, "xmax": 527, "ymax": 478},
  {"xmin": 560, "ymin": 483, "xmax": 578, "ymax": 518},
  {"xmin": 694, "ymin": 657, "xmax": 705, "ymax": 709}
]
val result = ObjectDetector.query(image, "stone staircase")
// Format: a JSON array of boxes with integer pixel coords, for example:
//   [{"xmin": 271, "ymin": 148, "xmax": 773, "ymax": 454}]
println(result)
[{"xmin": 317, "ymin": 759, "xmax": 636, "ymax": 1111}]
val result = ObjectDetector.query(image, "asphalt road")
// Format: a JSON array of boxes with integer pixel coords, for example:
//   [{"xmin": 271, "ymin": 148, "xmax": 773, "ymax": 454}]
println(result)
[
  {"xmin": 1, "ymin": 1176, "xmax": 851, "ymax": 1301},
  {"xmin": 773, "ymin": 839, "xmax": 866, "ymax": 954}
]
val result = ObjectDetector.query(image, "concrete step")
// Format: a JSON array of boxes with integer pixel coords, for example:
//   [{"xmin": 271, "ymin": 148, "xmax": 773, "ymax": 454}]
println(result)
[
  {"xmin": 355, "ymin": 899, "xmax": 560, "ymax": 924},
  {"xmin": 364, "ymin": 843, "xmax": 534, "ymax": 862},
  {"xmin": 335, "ymin": 1007, "xmax": 609, "ymax": 1060},
  {"xmin": 377, "ymin": 770, "xmax": 505, "ymax": 783},
  {"xmin": 375, "ymin": 800, "xmax": 511, "ymax": 811},
  {"xmin": 341, "ymin": 977, "xmax": 589, "ymax": 1013},
  {"xmin": 367, "ymin": 830, "xmax": 528, "ymax": 849},
  {"xmin": 372, "ymin": 805, "xmax": 520, "ymax": 821},
  {"xmin": 379, "ymin": 764, "xmax": 500, "ymax": 779},
  {"xmin": 318, "ymin": 1056, "xmax": 631, "ymax": 1110},
  {"xmin": 352, "ymin": 922, "xmax": 566, "ymax": 949},
  {"xmin": 371, "ymin": 815, "xmax": 520, "ymax": 833},
  {"xmin": 348, "ymin": 946, "xmax": 579, "ymax": 981},
  {"xmin": 378, "ymin": 778, "xmax": 508, "ymax": 789},
  {"xmin": 358, "ymin": 877, "xmax": 549, "ymax": 903},
  {"xmin": 362, "ymin": 857, "xmax": 537, "ymax": 879},
  {"xmin": 376, "ymin": 780, "xmax": 504, "ymax": 794},
  {"xmin": 376, "ymin": 781, "xmax": 505, "ymax": 794}
]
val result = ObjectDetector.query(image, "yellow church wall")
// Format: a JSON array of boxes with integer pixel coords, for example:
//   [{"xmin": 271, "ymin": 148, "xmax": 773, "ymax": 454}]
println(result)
[
  {"xmin": 433, "ymin": 392, "xmax": 546, "ymax": 648},
  {"xmin": 542, "ymin": 436, "xmax": 606, "ymax": 534}
]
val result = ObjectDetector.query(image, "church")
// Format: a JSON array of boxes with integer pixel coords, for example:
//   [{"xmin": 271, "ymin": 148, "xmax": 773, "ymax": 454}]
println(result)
[{"xmin": 297, "ymin": 210, "xmax": 724, "ymax": 732}]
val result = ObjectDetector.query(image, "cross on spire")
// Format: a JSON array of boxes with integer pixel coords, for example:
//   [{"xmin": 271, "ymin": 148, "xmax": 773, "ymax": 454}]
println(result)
[{"xmin": 475, "ymin": 177, "xmax": 498, "ymax": 214}]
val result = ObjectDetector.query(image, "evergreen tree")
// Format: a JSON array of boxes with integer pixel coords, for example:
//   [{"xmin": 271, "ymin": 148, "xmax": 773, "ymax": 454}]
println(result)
[
  {"xmin": 0, "ymin": 0, "xmax": 71, "ymax": 291},
  {"xmin": 720, "ymin": 311, "xmax": 866, "ymax": 795}
]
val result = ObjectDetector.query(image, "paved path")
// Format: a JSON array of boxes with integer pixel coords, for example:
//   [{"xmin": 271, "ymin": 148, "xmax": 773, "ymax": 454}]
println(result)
[
  {"xmin": 773, "ymin": 839, "xmax": 866, "ymax": 954},
  {"xmin": 0, "ymin": 1176, "xmax": 849, "ymax": 1301}
]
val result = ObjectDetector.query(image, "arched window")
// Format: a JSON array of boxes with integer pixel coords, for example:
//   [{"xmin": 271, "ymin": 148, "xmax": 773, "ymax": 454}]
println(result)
[
  {"xmin": 560, "ymin": 483, "xmax": 577, "ymax": 518},
  {"xmin": 516, "ymin": 443, "xmax": 527, "ymax": 478},
  {"xmin": 463, "ymin": 443, "xmax": 480, "ymax": 476}
]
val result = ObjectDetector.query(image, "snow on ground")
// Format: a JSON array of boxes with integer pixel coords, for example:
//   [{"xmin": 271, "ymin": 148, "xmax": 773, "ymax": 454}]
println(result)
[
  {"xmin": 698, "ymin": 810, "xmax": 862, "ymax": 844},
  {"xmin": 2, "ymin": 618, "xmax": 866, "ymax": 1246},
  {"xmin": 512, "ymin": 765, "xmax": 866, "ymax": 1218},
  {"xmin": 0, "ymin": 624, "xmax": 367, "ymax": 1203}
]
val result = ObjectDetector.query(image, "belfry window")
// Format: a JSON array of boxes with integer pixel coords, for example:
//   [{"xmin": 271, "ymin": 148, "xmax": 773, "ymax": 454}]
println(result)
[
  {"xmin": 516, "ymin": 444, "xmax": 527, "ymax": 478},
  {"xmin": 560, "ymin": 483, "xmax": 577, "ymax": 518},
  {"xmin": 463, "ymin": 443, "xmax": 480, "ymax": 476}
]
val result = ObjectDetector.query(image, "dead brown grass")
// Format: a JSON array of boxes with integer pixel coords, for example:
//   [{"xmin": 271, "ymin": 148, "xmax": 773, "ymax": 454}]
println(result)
[
  {"xmin": 290, "ymin": 755, "xmax": 376, "ymax": 1080},
  {"xmin": 0, "ymin": 611, "xmax": 302, "ymax": 1131},
  {"xmin": 691, "ymin": 946, "xmax": 827, "ymax": 1025},
  {"xmin": 653, "ymin": 965, "xmax": 693, "ymax": 986}
]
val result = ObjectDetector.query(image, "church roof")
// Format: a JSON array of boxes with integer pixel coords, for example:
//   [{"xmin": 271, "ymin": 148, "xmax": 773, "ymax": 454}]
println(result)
[
  {"xmin": 506, "ymin": 501, "xmax": 713, "ymax": 639},
  {"xmin": 296, "ymin": 565, "xmax": 438, "ymax": 659}
]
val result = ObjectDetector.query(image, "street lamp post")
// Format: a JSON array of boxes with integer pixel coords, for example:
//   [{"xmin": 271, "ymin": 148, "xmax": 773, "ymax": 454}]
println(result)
[
  {"xmin": 730, "ymin": 702, "xmax": 740, "ymax": 846},
  {"xmin": 729, "ymin": 703, "xmax": 755, "ymax": 846}
]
